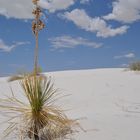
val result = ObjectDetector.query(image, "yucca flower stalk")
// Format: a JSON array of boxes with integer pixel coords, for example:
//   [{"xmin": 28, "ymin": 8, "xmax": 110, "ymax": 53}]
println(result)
[
  {"xmin": 0, "ymin": 75, "xmax": 79, "ymax": 140},
  {"xmin": 32, "ymin": 0, "xmax": 45, "ymax": 76},
  {"xmin": 8, "ymin": 0, "xmax": 44, "ymax": 81}
]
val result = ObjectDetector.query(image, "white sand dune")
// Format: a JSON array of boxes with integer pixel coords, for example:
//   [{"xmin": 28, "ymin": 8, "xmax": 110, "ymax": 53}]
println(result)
[{"xmin": 0, "ymin": 68, "xmax": 140, "ymax": 140}]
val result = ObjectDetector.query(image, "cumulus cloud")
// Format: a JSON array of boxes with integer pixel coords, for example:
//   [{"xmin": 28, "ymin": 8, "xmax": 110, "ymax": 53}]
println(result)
[
  {"xmin": 103, "ymin": 0, "xmax": 140, "ymax": 23},
  {"xmin": 61, "ymin": 9, "xmax": 129, "ymax": 38},
  {"xmin": 0, "ymin": 39, "xmax": 30, "ymax": 52},
  {"xmin": 114, "ymin": 53, "xmax": 135, "ymax": 59},
  {"xmin": 0, "ymin": 0, "xmax": 33, "ymax": 19},
  {"xmin": 0, "ymin": 0, "xmax": 75, "ymax": 19},
  {"xmin": 39, "ymin": 0, "xmax": 75, "ymax": 13},
  {"xmin": 48, "ymin": 35, "xmax": 103, "ymax": 49}
]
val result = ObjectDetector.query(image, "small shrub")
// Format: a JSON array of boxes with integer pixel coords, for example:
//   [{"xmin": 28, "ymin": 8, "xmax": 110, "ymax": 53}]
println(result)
[{"xmin": 129, "ymin": 61, "xmax": 140, "ymax": 71}]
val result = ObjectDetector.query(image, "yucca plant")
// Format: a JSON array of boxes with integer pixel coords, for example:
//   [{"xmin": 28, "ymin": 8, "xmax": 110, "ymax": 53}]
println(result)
[{"xmin": 0, "ymin": 75, "xmax": 79, "ymax": 140}]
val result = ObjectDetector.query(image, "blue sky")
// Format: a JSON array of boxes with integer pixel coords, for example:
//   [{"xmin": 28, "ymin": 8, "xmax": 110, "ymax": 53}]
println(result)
[{"xmin": 0, "ymin": 0, "xmax": 140, "ymax": 76}]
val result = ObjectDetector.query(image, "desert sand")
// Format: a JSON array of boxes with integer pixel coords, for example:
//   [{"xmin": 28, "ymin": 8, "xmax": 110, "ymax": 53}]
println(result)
[{"xmin": 0, "ymin": 68, "xmax": 140, "ymax": 140}]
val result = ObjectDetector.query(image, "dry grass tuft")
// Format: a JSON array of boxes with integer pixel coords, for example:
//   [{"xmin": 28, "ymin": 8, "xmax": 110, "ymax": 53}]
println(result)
[
  {"xmin": 8, "ymin": 67, "xmax": 43, "ymax": 82},
  {"xmin": 8, "ymin": 75, "xmax": 25, "ymax": 82}
]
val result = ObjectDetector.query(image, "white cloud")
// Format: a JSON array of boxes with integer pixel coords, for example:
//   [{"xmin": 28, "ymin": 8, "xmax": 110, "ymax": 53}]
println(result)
[
  {"xmin": 0, "ymin": 0, "xmax": 75, "ymax": 19},
  {"xmin": 80, "ymin": 0, "xmax": 90, "ymax": 4},
  {"xmin": 61, "ymin": 9, "xmax": 129, "ymax": 38},
  {"xmin": 39, "ymin": 0, "xmax": 75, "ymax": 13},
  {"xmin": 125, "ymin": 53, "xmax": 135, "ymax": 58},
  {"xmin": 0, "ymin": 0, "xmax": 33, "ymax": 19},
  {"xmin": 0, "ymin": 39, "xmax": 30, "ymax": 52},
  {"xmin": 103, "ymin": 0, "xmax": 140, "ymax": 23},
  {"xmin": 114, "ymin": 53, "xmax": 135, "ymax": 59},
  {"xmin": 48, "ymin": 35, "xmax": 103, "ymax": 49}
]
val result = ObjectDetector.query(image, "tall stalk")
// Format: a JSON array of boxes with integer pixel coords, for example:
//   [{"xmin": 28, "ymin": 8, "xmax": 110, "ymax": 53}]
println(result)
[
  {"xmin": 34, "ymin": 17, "xmax": 39, "ymax": 75},
  {"xmin": 32, "ymin": 0, "xmax": 45, "ymax": 75}
]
